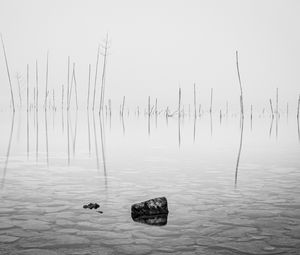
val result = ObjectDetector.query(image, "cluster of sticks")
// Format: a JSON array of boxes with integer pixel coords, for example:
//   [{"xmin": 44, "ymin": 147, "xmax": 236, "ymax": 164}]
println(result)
[{"xmin": 1, "ymin": 34, "xmax": 109, "ymax": 113}]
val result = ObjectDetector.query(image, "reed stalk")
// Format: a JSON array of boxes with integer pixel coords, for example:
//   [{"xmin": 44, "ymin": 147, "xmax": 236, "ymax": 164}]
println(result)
[
  {"xmin": 270, "ymin": 99, "xmax": 274, "ymax": 118},
  {"xmin": 35, "ymin": 60, "xmax": 38, "ymax": 111},
  {"xmin": 45, "ymin": 51, "xmax": 49, "ymax": 110},
  {"xmin": 92, "ymin": 45, "xmax": 100, "ymax": 111},
  {"xmin": 178, "ymin": 88, "xmax": 181, "ymax": 118},
  {"xmin": 27, "ymin": 64, "xmax": 29, "ymax": 112},
  {"xmin": 1, "ymin": 34, "xmax": 15, "ymax": 111},
  {"xmin": 121, "ymin": 96, "xmax": 125, "ymax": 116},
  {"xmin": 100, "ymin": 34, "xmax": 109, "ymax": 112},
  {"xmin": 67, "ymin": 56, "xmax": 70, "ymax": 110},
  {"xmin": 193, "ymin": 83, "xmax": 196, "ymax": 118},
  {"xmin": 87, "ymin": 64, "xmax": 91, "ymax": 110},
  {"xmin": 210, "ymin": 88, "xmax": 213, "ymax": 114},
  {"xmin": 236, "ymin": 51, "xmax": 244, "ymax": 117}
]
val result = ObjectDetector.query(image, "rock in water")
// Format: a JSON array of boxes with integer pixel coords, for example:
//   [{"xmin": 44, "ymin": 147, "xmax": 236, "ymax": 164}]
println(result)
[{"xmin": 131, "ymin": 197, "xmax": 168, "ymax": 217}]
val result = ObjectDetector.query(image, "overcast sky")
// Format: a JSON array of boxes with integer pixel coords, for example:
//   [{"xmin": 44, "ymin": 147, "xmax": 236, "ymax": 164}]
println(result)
[{"xmin": 0, "ymin": 0, "xmax": 299, "ymax": 112}]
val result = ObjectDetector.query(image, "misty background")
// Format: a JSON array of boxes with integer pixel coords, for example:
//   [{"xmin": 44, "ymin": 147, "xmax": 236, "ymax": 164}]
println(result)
[{"xmin": 0, "ymin": 0, "xmax": 299, "ymax": 112}]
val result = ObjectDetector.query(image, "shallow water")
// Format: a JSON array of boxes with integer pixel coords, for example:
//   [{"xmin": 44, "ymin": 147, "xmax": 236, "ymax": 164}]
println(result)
[{"xmin": 0, "ymin": 110, "xmax": 300, "ymax": 254}]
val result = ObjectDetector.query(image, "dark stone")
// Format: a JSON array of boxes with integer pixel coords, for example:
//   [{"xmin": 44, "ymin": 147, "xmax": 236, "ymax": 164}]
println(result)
[
  {"xmin": 83, "ymin": 205, "xmax": 88, "ymax": 209},
  {"xmin": 132, "ymin": 213, "xmax": 168, "ymax": 226},
  {"xmin": 97, "ymin": 211, "xmax": 103, "ymax": 214},
  {"xmin": 131, "ymin": 197, "xmax": 169, "ymax": 217}
]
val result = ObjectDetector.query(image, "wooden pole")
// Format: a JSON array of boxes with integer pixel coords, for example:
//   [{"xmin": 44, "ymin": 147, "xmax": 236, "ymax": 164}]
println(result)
[
  {"xmin": 297, "ymin": 95, "xmax": 300, "ymax": 119},
  {"xmin": 270, "ymin": 99, "xmax": 274, "ymax": 118},
  {"xmin": 121, "ymin": 96, "xmax": 125, "ymax": 116},
  {"xmin": 36, "ymin": 60, "xmax": 38, "ymax": 111},
  {"xmin": 62, "ymin": 84, "xmax": 64, "ymax": 110},
  {"xmin": 210, "ymin": 88, "xmax": 213, "ymax": 114},
  {"xmin": 1, "ymin": 34, "xmax": 15, "ymax": 111},
  {"xmin": 87, "ymin": 64, "xmax": 91, "ymax": 110},
  {"xmin": 178, "ymin": 88, "xmax": 181, "ymax": 118},
  {"xmin": 45, "ymin": 51, "xmax": 49, "ymax": 110},
  {"xmin": 100, "ymin": 34, "xmax": 109, "ymax": 112},
  {"xmin": 193, "ymin": 83, "xmax": 196, "ymax": 118},
  {"xmin": 92, "ymin": 45, "xmax": 100, "ymax": 111},
  {"xmin": 236, "ymin": 51, "xmax": 244, "ymax": 117},
  {"xmin": 67, "ymin": 56, "xmax": 70, "ymax": 110},
  {"xmin": 27, "ymin": 64, "xmax": 29, "ymax": 112},
  {"xmin": 72, "ymin": 63, "xmax": 78, "ymax": 110}
]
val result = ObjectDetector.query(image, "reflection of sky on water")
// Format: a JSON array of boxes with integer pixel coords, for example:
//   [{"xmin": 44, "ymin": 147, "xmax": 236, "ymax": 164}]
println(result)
[{"xmin": 0, "ymin": 110, "xmax": 299, "ymax": 254}]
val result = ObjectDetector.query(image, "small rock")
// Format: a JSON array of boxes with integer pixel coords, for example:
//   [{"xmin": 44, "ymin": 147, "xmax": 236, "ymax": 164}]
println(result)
[
  {"xmin": 97, "ymin": 211, "xmax": 103, "ymax": 214},
  {"xmin": 83, "ymin": 203, "xmax": 100, "ymax": 210},
  {"xmin": 131, "ymin": 197, "xmax": 169, "ymax": 217}
]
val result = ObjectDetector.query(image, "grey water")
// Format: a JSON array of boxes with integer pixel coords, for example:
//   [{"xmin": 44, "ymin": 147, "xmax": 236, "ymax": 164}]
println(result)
[{"xmin": 0, "ymin": 110, "xmax": 300, "ymax": 255}]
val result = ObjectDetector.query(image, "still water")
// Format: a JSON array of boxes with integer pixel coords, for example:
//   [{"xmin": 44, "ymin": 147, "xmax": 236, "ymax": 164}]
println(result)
[{"xmin": 0, "ymin": 110, "xmax": 299, "ymax": 254}]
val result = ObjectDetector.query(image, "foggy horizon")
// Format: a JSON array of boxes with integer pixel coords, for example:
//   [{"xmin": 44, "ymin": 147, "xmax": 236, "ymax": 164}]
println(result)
[{"xmin": 1, "ymin": 0, "xmax": 300, "ymax": 111}]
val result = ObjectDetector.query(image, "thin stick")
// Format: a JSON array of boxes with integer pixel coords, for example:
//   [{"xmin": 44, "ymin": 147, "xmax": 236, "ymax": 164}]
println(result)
[
  {"xmin": 92, "ymin": 45, "xmax": 100, "ymax": 111},
  {"xmin": 1, "ymin": 34, "xmax": 15, "ymax": 111},
  {"xmin": 178, "ymin": 88, "xmax": 181, "ymax": 118},
  {"xmin": 62, "ymin": 84, "xmax": 64, "ymax": 110},
  {"xmin": 121, "ymin": 96, "xmax": 125, "ymax": 116},
  {"xmin": 52, "ymin": 89, "xmax": 55, "ymax": 111},
  {"xmin": 27, "ymin": 64, "xmax": 29, "ymax": 112},
  {"xmin": 193, "ymin": 83, "xmax": 196, "ymax": 118},
  {"xmin": 270, "ymin": 99, "xmax": 274, "ymax": 118},
  {"xmin": 16, "ymin": 73, "xmax": 22, "ymax": 107},
  {"xmin": 100, "ymin": 34, "xmax": 109, "ymax": 112},
  {"xmin": 236, "ymin": 51, "xmax": 244, "ymax": 116},
  {"xmin": 210, "ymin": 88, "xmax": 213, "ymax": 114},
  {"xmin": 72, "ymin": 63, "xmax": 78, "ymax": 109},
  {"xmin": 87, "ymin": 64, "xmax": 91, "ymax": 110},
  {"xmin": 155, "ymin": 98, "xmax": 158, "ymax": 115},
  {"xmin": 276, "ymin": 88, "xmax": 278, "ymax": 115},
  {"xmin": 67, "ymin": 56, "xmax": 70, "ymax": 110},
  {"xmin": 36, "ymin": 60, "xmax": 38, "ymax": 111},
  {"xmin": 297, "ymin": 95, "xmax": 300, "ymax": 119},
  {"xmin": 108, "ymin": 99, "xmax": 111, "ymax": 116},
  {"xmin": 148, "ymin": 96, "xmax": 151, "ymax": 116},
  {"xmin": 45, "ymin": 51, "xmax": 49, "ymax": 110}
]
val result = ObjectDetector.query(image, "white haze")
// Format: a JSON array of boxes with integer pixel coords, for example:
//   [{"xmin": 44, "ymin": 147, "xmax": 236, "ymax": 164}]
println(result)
[{"xmin": 0, "ymin": 0, "xmax": 299, "ymax": 112}]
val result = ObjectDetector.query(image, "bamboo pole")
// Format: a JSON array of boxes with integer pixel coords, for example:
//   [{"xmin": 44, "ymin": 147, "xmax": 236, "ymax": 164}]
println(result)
[
  {"xmin": 100, "ymin": 34, "xmax": 109, "ymax": 112},
  {"xmin": 87, "ymin": 64, "xmax": 91, "ymax": 110},
  {"xmin": 67, "ymin": 56, "xmax": 70, "ymax": 110},
  {"xmin": 297, "ymin": 95, "xmax": 300, "ymax": 119},
  {"xmin": 27, "ymin": 64, "xmax": 29, "ymax": 112},
  {"xmin": 16, "ymin": 73, "xmax": 22, "ymax": 107},
  {"xmin": 121, "ymin": 96, "xmax": 125, "ymax": 116},
  {"xmin": 35, "ymin": 60, "xmax": 38, "ymax": 111},
  {"xmin": 72, "ymin": 63, "xmax": 78, "ymax": 110},
  {"xmin": 1, "ymin": 34, "xmax": 15, "ymax": 111},
  {"xmin": 62, "ymin": 84, "xmax": 64, "ymax": 110},
  {"xmin": 148, "ymin": 96, "xmax": 151, "ymax": 117},
  {"xmin": 108, "ymin": 99, "xmax": 111, "ymax": 116},
  {"xmin": 178, "ymin": 88, "xmax": 181, "ymax": 118},
  {"xmin": 209, "ymin": 88, "xmax": 213, "ymax": 114},
  {"xmin": 45, "ymin": 51, "xmax": 49, "ymax": 110},
  {"xmin": 193, "ymin": 83, "xmax": 196, "ymax": 118},
  {"xmin": 270, "ymin": 99, "xmax": 274, "ymax": 118},
  {"xmin": 92, "ymin": 45, "xmax": 100, "ymax": 111},
  {"xmin": 276, "ymin": 88, "xmax": 278, "ymax": 115},
  {"xmin": 236, "ymin": 51, "xmax": 244, "ymax": 117}
]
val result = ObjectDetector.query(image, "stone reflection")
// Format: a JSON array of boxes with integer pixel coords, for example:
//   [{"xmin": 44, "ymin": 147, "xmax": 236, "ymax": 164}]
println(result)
[{"xmin": 131, "ymin": 213, "xmax": 168, "ymax": 226}]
